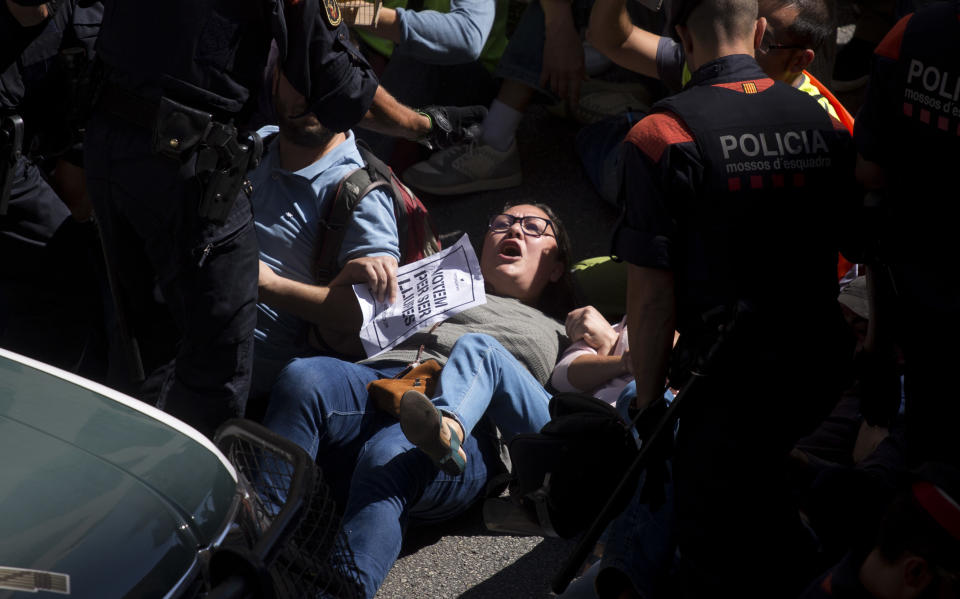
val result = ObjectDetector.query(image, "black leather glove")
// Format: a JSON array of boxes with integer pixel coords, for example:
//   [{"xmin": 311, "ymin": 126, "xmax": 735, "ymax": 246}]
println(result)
[{"xmin": 416, "ymin": 105, "xmax": 487, "ymax": 150}]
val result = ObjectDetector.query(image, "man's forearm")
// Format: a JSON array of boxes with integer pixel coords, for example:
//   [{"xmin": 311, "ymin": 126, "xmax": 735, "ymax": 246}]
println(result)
[
  {"xmin": 359, "ymin": 85, "xmax": 432, "ymax": 140},
  {"xmin": 586, "ymin": 0, "xmax": 661, "ymax": 79},
  {"xmin": 541, "ymin": 0, "xmax": 574, "ymax": 23},
  {"xmin": 626, "ymin": 264, "xmax": 676, "ymax": 410},
  {"xmin": 259, "ymin": 274, "xmax": 362, "ymax": 335}
]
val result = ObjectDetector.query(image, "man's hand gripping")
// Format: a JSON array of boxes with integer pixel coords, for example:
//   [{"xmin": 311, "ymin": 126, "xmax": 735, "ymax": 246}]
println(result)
[{"xmin": 331, "ymin": 255, "xmax": 400, "ymax": 305}]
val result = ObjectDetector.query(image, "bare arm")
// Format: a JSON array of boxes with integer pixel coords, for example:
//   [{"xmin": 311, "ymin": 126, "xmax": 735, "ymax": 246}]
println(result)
[
  {"xmin": 587, "ymin": 0, "xmax": 662, "ymax": 79},
  {"xmin": 540, "ymin": 0, "xmax": 585, "ymax": 107},
  {"xmin": 358, "ymin": 86, "xmax": 432, "ymax": 141},
  {"xmin": 626, "ymin": 264, "xmax": 676, "ymax": 411},
  {"xmin": 566, "ymin": 352, "xmax": 632, "ymax": 392},
  {"xmin": 257, "ymin": 255, "xmax": 398, "ymax": 330},
  {"xmin": 258, "ymin": 261, "xmax": 363, "ymax": 334}
]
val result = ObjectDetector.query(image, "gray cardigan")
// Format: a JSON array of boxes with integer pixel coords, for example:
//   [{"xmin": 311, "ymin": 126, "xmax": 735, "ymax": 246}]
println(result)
[{"xmin": 362, "ymin": 295, "xmax": 568, "ymax": 385}]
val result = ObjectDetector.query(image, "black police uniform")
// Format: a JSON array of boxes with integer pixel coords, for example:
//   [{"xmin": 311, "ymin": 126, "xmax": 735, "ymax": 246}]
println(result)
[
  {"xmin": 854, "ymin": 0, "xmax": 960, "ymax": 466},
  {"xmin": 1, "ymin": 0, "xmax": 106, "ymax": 373},
  {"xmin": 613, "ymin": 54, "xmax": 857, "ymax": 595},
  {"xmin": 84, "ymin": 0, "xmax": 380, "ymax": 437}
]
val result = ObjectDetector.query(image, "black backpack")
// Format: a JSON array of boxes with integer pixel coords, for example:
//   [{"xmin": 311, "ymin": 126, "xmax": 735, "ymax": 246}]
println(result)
[{"xmin": 488, "ymin": 393, "xmax": 640, "ymax": 539}]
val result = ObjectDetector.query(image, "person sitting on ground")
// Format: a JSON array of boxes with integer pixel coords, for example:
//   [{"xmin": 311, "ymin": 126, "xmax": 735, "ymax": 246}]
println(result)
[
  {"xmin": 402, "ymin": 0, "xmax": 594, "ymax": 195},
  {"xmin": 589, "ymin": 0, "xmax": 852, "ymax": 126},
  {"xmin": 249, "ymin": 67, "xmax": 402, "ymax": 407},
  {"xmin": 262, "ymin": 201, "xmax": 575, "ymax": 598}
]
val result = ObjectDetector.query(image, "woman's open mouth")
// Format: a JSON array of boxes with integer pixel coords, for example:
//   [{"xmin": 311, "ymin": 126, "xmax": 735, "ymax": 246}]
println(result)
[{"xmin": 498, "ymin": 240, "xmax": 522, "ymax": 261}]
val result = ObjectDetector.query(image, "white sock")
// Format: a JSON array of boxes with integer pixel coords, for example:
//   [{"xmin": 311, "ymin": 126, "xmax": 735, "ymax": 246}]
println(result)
[{"xmin": 480, "ymin": 100, "xmax": 522, "ymax": 151}]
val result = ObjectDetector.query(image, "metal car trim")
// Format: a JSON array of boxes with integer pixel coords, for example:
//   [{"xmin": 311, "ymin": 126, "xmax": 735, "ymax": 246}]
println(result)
[
  {"xmin": 211, "ymin": 490, "xmax": 245, "ymax": 550},
  {"xmin": 0, "ymin": 347, "xmax": 238, "ymax": 480},
  {"xmin": 161, "ymin": 554, "xmax": 201, "ymax": 599}
]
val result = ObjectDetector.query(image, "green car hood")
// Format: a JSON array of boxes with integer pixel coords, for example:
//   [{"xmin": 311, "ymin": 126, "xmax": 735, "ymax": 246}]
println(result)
[{"xmin": 0, "ymin": 349, "xmax": 239, "ymax": 598}]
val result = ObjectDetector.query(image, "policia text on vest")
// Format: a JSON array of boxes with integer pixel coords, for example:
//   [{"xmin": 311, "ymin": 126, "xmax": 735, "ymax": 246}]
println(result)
[
  {"xmin": 720, "ymin": 128, "xmax": 831, "ymax": 174},
  {"xmin": 905, "ymin": 59, "xmax": 960, "ymax": 117}
]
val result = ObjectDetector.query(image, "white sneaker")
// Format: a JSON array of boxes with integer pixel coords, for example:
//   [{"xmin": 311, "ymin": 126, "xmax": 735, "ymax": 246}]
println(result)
[{"xmin": 402, "ymin": 139, "xmax": 522, "ymax": 196}]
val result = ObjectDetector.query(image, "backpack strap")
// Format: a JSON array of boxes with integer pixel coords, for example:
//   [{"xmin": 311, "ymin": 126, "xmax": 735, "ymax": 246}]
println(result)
[
  {"xmin": 355, "ymin": 140, "xmax": 411, "ymax": 258},
  {"xmin": 314, "ymin": 164, "xmax": 392, "ymax": 283}
]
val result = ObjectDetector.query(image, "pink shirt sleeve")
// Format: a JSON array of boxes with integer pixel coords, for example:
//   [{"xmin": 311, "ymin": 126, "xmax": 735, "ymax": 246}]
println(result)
[
  {"xmin": 550, "ymin": 318, "xmax": 629, "ymax": 392},
  {"xmin": 549, "ymin": 338, "xmax": 599, "ymax": 392}
]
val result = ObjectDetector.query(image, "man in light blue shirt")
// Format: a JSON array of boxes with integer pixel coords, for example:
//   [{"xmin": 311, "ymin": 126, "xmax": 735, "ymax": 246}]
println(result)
[{"xmin": 250, "ymin": 70, "xmax": 401, "ymax": 399}]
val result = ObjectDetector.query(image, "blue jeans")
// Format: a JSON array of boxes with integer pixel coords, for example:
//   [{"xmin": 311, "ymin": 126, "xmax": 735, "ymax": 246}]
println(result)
[
  {"xmin": 264, "ymin": 356, "xmax": 497, "ymax": 598},
  {"xmin": 430, "ymin": 333, "xmax": 553, "ymax": 440},
  {"xmin": 575, "ymin": 111, "xmax": 647, "ymax": 207},
  {"xmin": 596, "ymin": 466, "xmax": 676, "ymax": 599},
  {"xmin": 556, "ymin": 465, "xmax": 676, "ymax": 599}
]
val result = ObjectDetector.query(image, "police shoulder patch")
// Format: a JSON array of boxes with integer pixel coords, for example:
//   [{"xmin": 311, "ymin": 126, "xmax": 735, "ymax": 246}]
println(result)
[{"xmin": 324, "ymin": 0, "xmax": 343, "ymax": 27}]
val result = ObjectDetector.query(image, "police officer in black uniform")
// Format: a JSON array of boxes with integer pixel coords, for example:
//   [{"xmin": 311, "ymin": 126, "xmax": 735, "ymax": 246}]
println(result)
[
  {"xmin": 613, "ymin": 0, "xmax": 857, "ymax": 593},
  {"xmin": 1, "ymin": 0, "xmax": 106, "ymax": 374},
  {"xmin": 855, "ymin": 0, "xmax": 960, "ymax": 468},
  {"xmin": 85, "ymin": 0, "xmax": 479, "ymax": 437}
]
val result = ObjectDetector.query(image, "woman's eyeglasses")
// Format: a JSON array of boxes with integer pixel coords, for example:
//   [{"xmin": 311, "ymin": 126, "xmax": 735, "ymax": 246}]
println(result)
[
  {"xmin": 488, "ymin": 213, "xmax": 555, "ymax": 238},
  {"xmin": 757, "ymin": 33, "xmax": 806, "ymax": 55}
]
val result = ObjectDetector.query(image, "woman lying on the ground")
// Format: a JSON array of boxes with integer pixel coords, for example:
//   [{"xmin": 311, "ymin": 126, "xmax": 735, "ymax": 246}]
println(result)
[
  {"xmin": 262, "ymin": 201, "xmax": 575, "ymax": 598},
  {"xmin": 398, "ymin": 304, "xmax": 634, "ymax": 473}
]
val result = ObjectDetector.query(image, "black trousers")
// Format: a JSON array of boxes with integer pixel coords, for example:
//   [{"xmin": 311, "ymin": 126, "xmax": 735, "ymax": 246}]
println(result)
[
  {"xmin": 84, "ymin": 110, "xmax": 258, "ymax": 438},
  {"xmin": 672, "ymin": 344, "xmax": 849, "ymax": 598}
]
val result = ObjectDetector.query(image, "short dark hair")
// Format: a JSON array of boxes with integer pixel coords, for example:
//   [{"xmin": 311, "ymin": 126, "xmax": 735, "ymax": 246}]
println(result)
[
  {"xmin": 685, "ymin": 0, "xmax": 758, "ymax": 46},
  {"xmin": 763, "ymin": 0, "xmax": 835, "ymax": 51}
]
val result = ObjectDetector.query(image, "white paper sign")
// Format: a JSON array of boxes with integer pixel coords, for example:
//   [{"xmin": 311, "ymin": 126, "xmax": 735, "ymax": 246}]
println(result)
[{"xmin": 355, "ymin": 234, "xmax": 486, "ymax": 357}]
